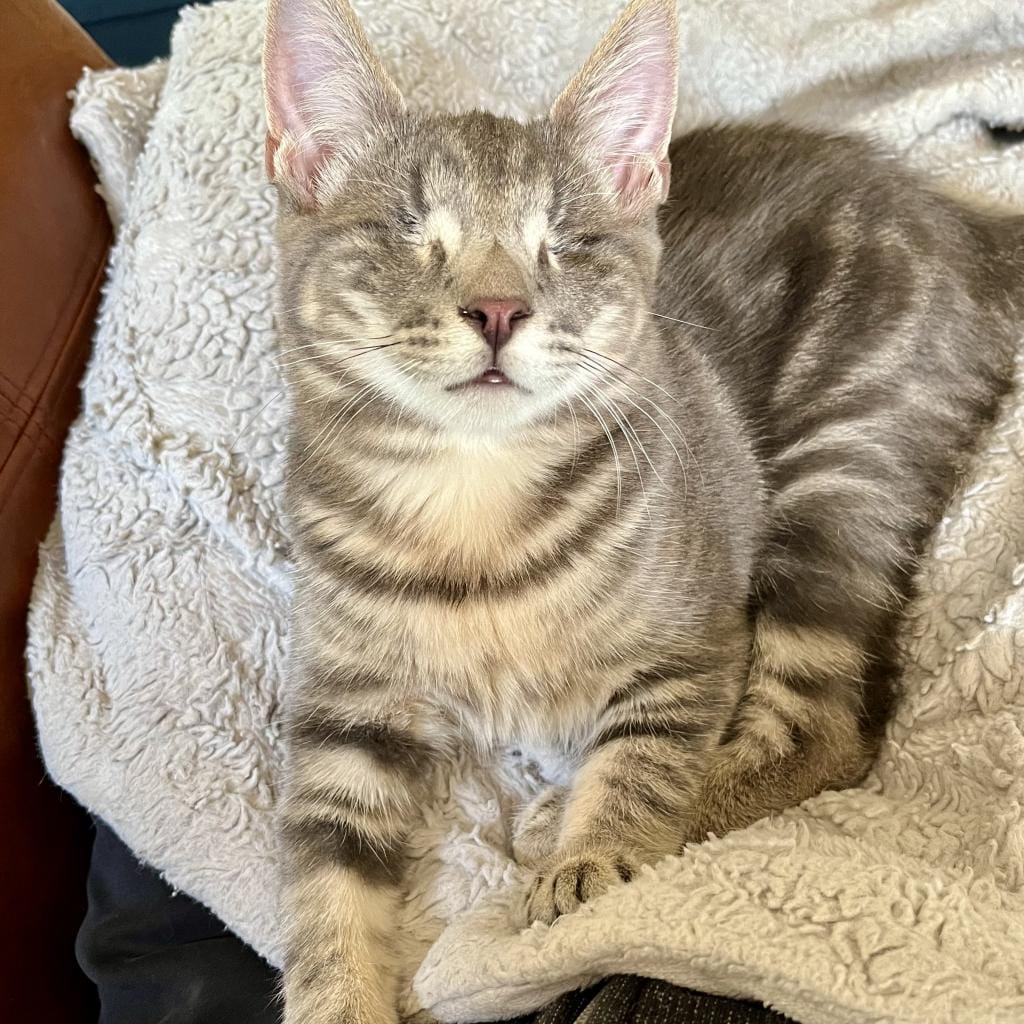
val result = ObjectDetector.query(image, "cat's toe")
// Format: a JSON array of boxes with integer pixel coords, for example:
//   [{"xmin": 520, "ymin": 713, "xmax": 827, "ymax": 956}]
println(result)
[{"xmin": 525, "ymin": 851, "xmax": 635, "ymax": 925}]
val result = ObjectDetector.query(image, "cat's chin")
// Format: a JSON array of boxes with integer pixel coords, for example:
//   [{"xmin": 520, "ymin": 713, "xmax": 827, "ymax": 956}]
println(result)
[{"xmin": 421, "ymin": 383, "xmax": 562, "ymax": 439}]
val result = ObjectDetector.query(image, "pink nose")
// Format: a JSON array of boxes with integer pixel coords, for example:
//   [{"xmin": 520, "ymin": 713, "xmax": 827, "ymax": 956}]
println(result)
[{"xmin": 460, "ymin": 297, "xmax": 532, "ymax": 355}]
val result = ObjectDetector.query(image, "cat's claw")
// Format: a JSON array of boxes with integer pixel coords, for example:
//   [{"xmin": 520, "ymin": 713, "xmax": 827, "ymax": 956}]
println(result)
[{"xmin": 525, "ymin": 851, "xmax": 637, "ymax": 925}]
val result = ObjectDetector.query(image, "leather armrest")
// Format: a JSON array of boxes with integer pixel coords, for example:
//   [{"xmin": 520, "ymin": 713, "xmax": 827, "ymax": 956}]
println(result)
[{"xmin": 0, "ymin": 2, "xmax": 112, "ymax": 1020}]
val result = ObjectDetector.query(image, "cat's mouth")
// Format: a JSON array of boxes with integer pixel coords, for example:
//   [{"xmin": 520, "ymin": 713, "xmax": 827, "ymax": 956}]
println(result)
[{"xmin": 447, "ymin": 367, "xmax": 528, "ymax": 392}]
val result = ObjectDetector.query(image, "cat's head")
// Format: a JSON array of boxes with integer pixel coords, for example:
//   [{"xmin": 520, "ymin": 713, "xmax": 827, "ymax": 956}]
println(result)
[{"xmin": 264, "ymin": 0, "xmax": 678, "ymax": 437}]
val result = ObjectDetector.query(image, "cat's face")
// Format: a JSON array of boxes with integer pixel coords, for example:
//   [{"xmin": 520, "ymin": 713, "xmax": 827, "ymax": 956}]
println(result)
[
  {"xmin": 266, "ymin": 0, "xmax": 678, "ymax": 437},
  {"xmin": 277, "ymin": 113, "xmax": 663, "ymax": 434}
]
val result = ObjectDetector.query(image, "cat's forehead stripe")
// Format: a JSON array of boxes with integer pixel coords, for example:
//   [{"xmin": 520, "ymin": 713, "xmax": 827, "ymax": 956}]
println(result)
[
  {"xmin": 522, "ymin": 212, "xmax": 548, "ymax": 255},
  {"xmin": 422, "ymin": 207, "xmax": 551, "ymax": 260},
  {"xmin": 424, "ymin": 208, "xmax": 462, "ymax": 254}
]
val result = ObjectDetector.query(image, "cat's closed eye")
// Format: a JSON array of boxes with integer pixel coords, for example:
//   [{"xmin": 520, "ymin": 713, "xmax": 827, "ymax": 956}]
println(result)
[{"xmin": 549, "ymin": 233, "xmax": 605, "ymax": 255}]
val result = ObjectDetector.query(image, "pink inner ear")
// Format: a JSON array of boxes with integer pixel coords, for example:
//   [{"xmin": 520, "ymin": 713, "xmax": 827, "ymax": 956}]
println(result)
[
  {"xmin": 557, "ymin": 2, "xmax": 678, "ymax": 207},
  {"xmin": 610, "ymin": 156, "xmax": 670, "ymax": 205},
  {"xmin": 598, "ymin": 49, "xmax": 674, "ymax": 158},
  {"xmin": 262, "ymin": 1, "xmax": 363, "ymax": 199},
  {"xmin": 266, "ymin": 132, "xmax": 333, "ymax": 206}
]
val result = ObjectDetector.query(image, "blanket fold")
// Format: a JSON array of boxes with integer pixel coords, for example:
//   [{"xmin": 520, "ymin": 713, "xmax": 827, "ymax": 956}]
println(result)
[{"xmin": 29, "ymin": 1, "xmax": 1024, "ymax": 1021}]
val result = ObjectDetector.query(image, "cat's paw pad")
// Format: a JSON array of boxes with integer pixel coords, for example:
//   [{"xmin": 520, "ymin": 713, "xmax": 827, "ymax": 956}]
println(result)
[{"xmin": 525, "ymin": 851, "xmax": 635, "ymax": 925}]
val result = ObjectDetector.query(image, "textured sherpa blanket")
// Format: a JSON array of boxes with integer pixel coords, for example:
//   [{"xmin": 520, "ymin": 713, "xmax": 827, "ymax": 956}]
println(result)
[{"xmin": 29, "ymin": 1, "xmax": 1024, "ymax": 1021}]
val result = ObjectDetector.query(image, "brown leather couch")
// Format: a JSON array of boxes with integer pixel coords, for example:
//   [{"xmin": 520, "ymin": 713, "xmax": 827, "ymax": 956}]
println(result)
[
  {"xmin": 0, "ymin": 7, "xmax": 828, "ymax": 1024},
  {"xmin": 0, "ymin": 0, "xmax": 112, "ymax": 1019}
]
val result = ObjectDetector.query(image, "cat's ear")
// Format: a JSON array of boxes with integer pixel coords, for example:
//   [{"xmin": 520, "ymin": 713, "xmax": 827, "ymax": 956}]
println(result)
[
  {"xmin": 551, "ymin": 0, "xmax": 678, "ymax": 215},
  {"xmin": 263, "ymin": 0, "xmax": 404, "ymax": 206}
]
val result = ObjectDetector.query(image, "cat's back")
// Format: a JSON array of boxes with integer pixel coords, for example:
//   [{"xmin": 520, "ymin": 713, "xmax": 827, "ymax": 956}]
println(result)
[{"xmin": 657, "ymin": 122, "xmax": 1020, "ymax": 461}]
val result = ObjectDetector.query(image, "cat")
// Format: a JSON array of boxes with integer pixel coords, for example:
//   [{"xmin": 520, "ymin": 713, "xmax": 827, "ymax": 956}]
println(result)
[{"xmin": 262, "ymin": 0, "xmax": 1021, "ymax": 1020}]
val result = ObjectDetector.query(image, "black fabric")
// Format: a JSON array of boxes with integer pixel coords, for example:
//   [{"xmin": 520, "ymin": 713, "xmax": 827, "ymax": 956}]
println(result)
[
  {"xmin": 77, "ymin": 819, "xmax": 281, "ymax": 1023},
  {"xmin": 79, "ymin": 818, "xmax": 792, "ymax": 1024},
  {"xmin": 517, "ymin": 976, "xmax": 794, "ymax": 1024}
]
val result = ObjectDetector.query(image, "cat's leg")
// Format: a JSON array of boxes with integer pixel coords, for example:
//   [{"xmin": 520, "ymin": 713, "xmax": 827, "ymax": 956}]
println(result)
[
  {"xmin": 511, "ymin": 785, "xmax": 566, "ymax": 868},
  {"xmin": 524, "ymin": 658, "xmax": 743, "ymax": 925},
  {"xmin": 696, "ymin": 447, "xmax": 910, "ymax": 836},
  {"xmin": 280, "ymin": 690, "xmax": 436, "ymax": 1024},
  {"xmin": 524, "ymin": 737, "xmax": 704, "ymax": 925}
]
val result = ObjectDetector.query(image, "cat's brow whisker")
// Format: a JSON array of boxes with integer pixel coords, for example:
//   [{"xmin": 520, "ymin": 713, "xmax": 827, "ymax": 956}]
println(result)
[
  {"xmin": 646, "ymin": 311, "xmax": 719, "ymax": 331},
  {"xmin": 340, "ymin": 177, "xmax": 405, "ymax": 195}
]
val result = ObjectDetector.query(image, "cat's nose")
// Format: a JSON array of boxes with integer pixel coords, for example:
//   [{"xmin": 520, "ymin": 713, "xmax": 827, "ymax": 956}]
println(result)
[{"xmin": 460, "ymin": 297, "xmax": 532, "ymax": 354}]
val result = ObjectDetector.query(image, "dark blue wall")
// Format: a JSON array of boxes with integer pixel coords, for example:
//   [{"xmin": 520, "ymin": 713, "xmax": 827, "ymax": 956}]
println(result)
[{"xmin": 61, "ymin": 1, "xmax": 210, "ymax": 65}]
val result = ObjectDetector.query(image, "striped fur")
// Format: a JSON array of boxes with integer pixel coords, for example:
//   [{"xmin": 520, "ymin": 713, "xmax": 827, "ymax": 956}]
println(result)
[
  {"xmin": 264, "ymin": 1, "xmax": 1020, "ymax": 1020},
  {"xmin": 658, "ymin": 125, "xmax": 1021, "ymax": 834}
]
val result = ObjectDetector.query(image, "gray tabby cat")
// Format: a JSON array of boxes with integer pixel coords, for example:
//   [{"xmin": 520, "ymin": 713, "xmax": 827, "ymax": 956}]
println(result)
[{"xmin": 263, "ymin": 0, "xmax": 1021, "ymax": 1020}]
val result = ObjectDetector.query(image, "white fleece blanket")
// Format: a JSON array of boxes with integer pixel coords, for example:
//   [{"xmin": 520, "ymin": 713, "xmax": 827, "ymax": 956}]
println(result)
[{"xmin": 29, "ymin": 1, "xmax": 1024, "ymax": 1021}]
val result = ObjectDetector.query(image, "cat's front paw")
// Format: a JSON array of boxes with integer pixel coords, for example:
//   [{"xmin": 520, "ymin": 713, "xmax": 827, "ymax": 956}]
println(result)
[{"xmin": 525, "ymin": 850, "xmax": 636, "ymax": 925}]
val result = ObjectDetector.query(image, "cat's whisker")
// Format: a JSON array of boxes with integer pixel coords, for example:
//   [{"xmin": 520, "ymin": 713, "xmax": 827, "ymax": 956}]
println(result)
[
  {"xmin": 591, "ymin": 390, "xmax": 652, "ymax": 520},
  {"xmin": 227, "ymin": 388, "xmax": 287, "ymax": 454},
  {"xmin": 273, "ymin": 323, "xmax": 396, "ymax": 343},
  {"xmin": 580, "ymin": 348, "xmax": 682, "ymax": 409},
  {"xmin": 293, "ymin": 381, "xmax": 379, "ymax": 474},
  {"xmin": 384, "ymin": 367, "xmax": 411, "ymax": 436},
  {"xmin": 276, "ymin": 354, "xmax": 330, "ymax": 371},
  {"xmin": 332, "ymin": 388, "xmax": 387, "ymax": 440},
  {"xmin": 611, "ymin": 385, "xmax": 691, "ymax": 499},
  {"xmin": 576, "ymin": 353, "xmax": 691, "ymax": 498},
  {"xmin": 276, "ymin": 340, "xmax": 404, "ymax": 374},
  {"xmin": 349, "ymin": 337, "xmax": 401, "ymax": 352},
  {"xmin": 318, "ymin": 370, "xmax": 411, "ymax": 451},
  {"xmin": 603, "ymin": 393, "xmax": 667, "ymax": 490},
  {"xmin": 577, "ymin": 391, "xmax": 622, "ymax": 517},
  {"xmin": 581, "ymin": 348, "xmax": 706, "ymax": 488},
  {"xmin": 276, "ymin": 341, "xmax": 324, "ymax": 354},
  {"xmin": 280, "ymin": 333, "xmax": 397, "ymax": 354},
  {"xmin": 292, "ymin": 407, "xmax": 350, "ymax": 475},
  {"xmin": 567, "ymin": 402, "xmax": 581, "ymax": 481}
]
